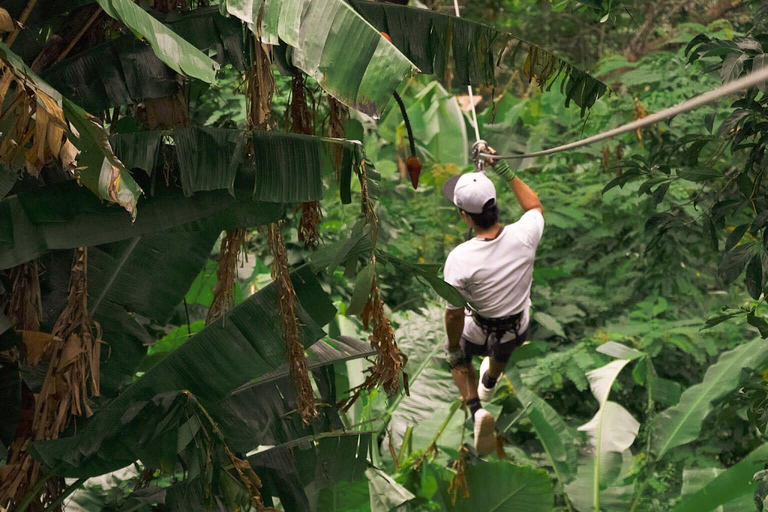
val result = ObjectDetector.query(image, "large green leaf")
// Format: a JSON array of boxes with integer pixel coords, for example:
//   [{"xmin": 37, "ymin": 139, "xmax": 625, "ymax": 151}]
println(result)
[
  {"xmin": 95, "ymin": 0, "xmax": 219, "ymax": 83},
  {"xmin": 63, "ymin": 100, "xmax": 144, "ymax": 219},
  {"xmin": 351, "ymin": 1, "xmax": 607, "ymax": 110},
  {"xmin": 445, "ymin": 461, "xmax": 554, "ymax": 512},
  {"xmin": 508, "ymin": 370, "xmax": 578, "ymax": 484},
  {"xmin": 565, "ymin": 360, "xmax": 638, "ymax": 511},
  {"xmin": 0, "ymin": 167, "xmax": 16, "ymax": 200},
  {"xmin": 672, "ymin": 443, "xmax": 768, "ymax": 512},
  {"xmin": 44, "ymin": 7, "xmax": 244, "ymax": 111},
  {"xmin": 248, "ymin": 432, "xmax": 371, "ymax": 511},
  {"xmin": 216, "ymin": 337, "xmax": 375, "ymax": 452},
  {"xmin": 0, "ymin": 180, "xmax": 284, "ymax": 270},
  {"xmin": 219, "ymin": 0, "xmax": 418, "ymax": 117},
  {"xmin": 368, "ymin": 467, "xmax": 416, "ymax": 512},
  {"xmin": 87, "ymin": 228, "xmax": 219, "ymax": 395},
  {"xmin": 650, "ymin": 338, "xmax": 768, "ymax": 458},
  {"xmin": 29, "ymin": 266, "xmax": 335, "ymax": 477},
  {"xmin": 88, "ymin": 230, "xmax": 217, "ymax": 324},
  {"xmin": 109, "ymin": 128, "xmax": 365, "ymax": 202}
]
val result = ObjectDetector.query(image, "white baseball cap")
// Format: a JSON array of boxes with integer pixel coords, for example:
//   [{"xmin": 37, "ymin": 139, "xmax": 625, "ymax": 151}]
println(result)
[{"xmin": 442, "ymin": 172, "xmax": 496, "ymax": 214}]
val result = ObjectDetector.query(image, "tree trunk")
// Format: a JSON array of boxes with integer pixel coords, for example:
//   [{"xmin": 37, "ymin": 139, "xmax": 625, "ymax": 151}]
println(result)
[
  {"xmin": 623, "ymin": 0, "xmax": 691, "ymax": 62},
  {"xmin": 705, "ymin": 0, "xmax": 742, "ymax": 21}
]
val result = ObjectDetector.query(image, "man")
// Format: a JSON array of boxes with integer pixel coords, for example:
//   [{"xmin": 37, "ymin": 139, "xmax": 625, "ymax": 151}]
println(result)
[{"xmin": 441, "ymin": 152, "xmax": 544, "ymax": 456}]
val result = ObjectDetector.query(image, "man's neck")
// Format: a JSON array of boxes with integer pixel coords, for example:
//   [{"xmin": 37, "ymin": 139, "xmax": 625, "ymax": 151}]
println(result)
[{"xmin": 474, "ymin": 223, "xmax": 503, "ymax": 239}]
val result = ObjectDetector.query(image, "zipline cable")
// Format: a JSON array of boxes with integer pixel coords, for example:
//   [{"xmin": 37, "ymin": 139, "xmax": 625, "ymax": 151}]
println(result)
[
  {"xmin": 478, "ymin": 65, "xmax": 768, "ymax": 161},
  {"xmin": 453, "ymin": 0, "xmax": 482, "ymax": 145}
]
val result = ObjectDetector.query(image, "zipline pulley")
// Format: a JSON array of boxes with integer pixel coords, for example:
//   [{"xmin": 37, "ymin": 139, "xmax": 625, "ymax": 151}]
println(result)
[{"xmin": 471, "ymin": 139, "xmax": 489, "ymax": 173}]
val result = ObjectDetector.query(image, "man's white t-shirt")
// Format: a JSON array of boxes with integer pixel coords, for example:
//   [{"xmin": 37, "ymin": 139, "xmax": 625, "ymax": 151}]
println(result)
[{"xmin": 443, "ymin": 209, "xmax": 544, "ymax": 344}]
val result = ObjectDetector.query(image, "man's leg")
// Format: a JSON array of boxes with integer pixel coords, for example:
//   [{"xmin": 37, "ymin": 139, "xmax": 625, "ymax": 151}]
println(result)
[
  {"xmin": 451, "ymin": 363, "xmax": 479, "ymax": 402},
  {"xmin": 452, "ymin": 338, "xmax": 484, "ymax": 418},
  {"xmin": 452, "ymin": 339, "xmax": 496, "ymax": 456},
  {"xmin": 479, "ymin": 329, "xmax": 529, "ymax": 397}
]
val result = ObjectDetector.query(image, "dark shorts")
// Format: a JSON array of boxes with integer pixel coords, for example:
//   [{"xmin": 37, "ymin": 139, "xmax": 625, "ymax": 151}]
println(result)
[{"xmin": 458, "ymin": 328, "xmax": 528, "ymax": 366}]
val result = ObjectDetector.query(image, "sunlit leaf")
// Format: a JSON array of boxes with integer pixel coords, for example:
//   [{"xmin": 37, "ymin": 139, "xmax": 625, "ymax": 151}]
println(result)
[
  {"xmin": 96, "ymin": 0, "xmax": 219, "ymax": 83},
  {"xmin": 220, "ymin": 0, "xmax": 418, "ymax": 117}
]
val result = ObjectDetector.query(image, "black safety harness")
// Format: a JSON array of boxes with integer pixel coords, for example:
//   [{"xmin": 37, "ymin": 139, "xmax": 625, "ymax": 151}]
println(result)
[{"xmin": 472, "ymin": 311, "xmax": 523, "ymax": 350}]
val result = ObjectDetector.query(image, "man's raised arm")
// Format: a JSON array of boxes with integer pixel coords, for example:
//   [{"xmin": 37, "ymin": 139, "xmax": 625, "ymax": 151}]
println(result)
[{"xmin": 486, "ymin": 152, "xmax": 543, "ymax": 215}]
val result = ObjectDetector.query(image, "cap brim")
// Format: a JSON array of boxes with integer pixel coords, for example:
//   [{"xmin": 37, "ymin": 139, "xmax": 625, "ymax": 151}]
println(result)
[{"xmin": 442, "ymin": 174, "xmax": 462, "ymax": 205}]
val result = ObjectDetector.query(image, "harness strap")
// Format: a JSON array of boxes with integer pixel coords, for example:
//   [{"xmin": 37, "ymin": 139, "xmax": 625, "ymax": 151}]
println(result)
[{"xmin": 472, "ymin": 311, "xmax": 523, "ymax": 351}]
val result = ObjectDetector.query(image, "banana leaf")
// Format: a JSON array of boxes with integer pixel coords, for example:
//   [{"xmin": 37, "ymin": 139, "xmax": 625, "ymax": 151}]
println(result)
[
  {"xmin": 216, "ymin": 368, "xmax": 344, "ymax": 454},
  {"xmin": 0, "ymin": 179, "xmax": 284, "ymax": 270},
  {"xmin": 0, "ymin": 42, "xmax": 142, "ymax": 215},
  {"xmin": 672, "ymin": 443, "xmax": 768, "ymax": 512},
  {"xmin": 219, "ymin": 0, "xmax": 418, "ymax": 117},
  {"xmin": 309, "ymin": 222, "xmax": 369, "ymax": 273},
  {"xmin": 27, "ymin": 228, "xmax": 216, "ymax": 400},
  {"xmin": 508, "ymin": 370, "xmax": 578, "ymax": 485},
  {"xmin": 28, "ymin": 266, "xmax": 335, "ymax": 477},
  {"xmin": 215, "ymin": 337, "xmax": 374, "ymax": 452},
  {"xmin": 90, "ymin": 228, "xmax": 219, "ymax": 395},
  {"xmin": 95, "ymin": 0, "xmax": 219, "ymax": 83},
  {"xmin": 368, "ymin": 467, "xmax": 416, "ymax": 512},
  {"xmin": 109, "ymin": 128, "xmax": 365, "ymax": 202},
  {"xmin": 0, "ymin": 166, "xmax": 16, "ymax": 199},
  {"xmin": 351, "ymin": 1, "xmax": 607, "ymax": 111},
  {"xmin": 43, "ymin": 7, "xmax": 244, "ymax": 112},
  {"xmin": 248, "ymin": 432, "xmax": 371, "ymax": 512},
  {"xmin": 650, "ymin": 337, "xmax": 768, "ymax": 458},
  {"xmin": 565, "ymin": 360, "xmax": 639, "ymax": 511},
  {"xmin": 441, "ymin": 461, "xmax": 554, "ymax": 512}
]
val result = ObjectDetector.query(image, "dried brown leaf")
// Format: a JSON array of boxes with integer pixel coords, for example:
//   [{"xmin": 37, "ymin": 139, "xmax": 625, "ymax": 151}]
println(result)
[
  {"xmin": 20, "ymin": 330, "xmax": 53, "ymax": 367},
  {"xmin": 0, "ymin": 8, "xmax": 14, "ymax": 34},
  {"xmin": 268, "ymin": 223, "xmax": 317, "ymax": 424}
]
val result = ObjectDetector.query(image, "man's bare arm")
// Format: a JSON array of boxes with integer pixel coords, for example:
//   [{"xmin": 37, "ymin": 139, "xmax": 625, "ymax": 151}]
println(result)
[
  {"xmin": 485, "ymin": 148, "xmax": 543, "ymax": 215},
  {"xmin": 509, "ymin": 174, "xmax": 543, "ymax": 214},
  {"xmin": 445, "ymin": 308, "xmax": 465, "ymax": 349}
]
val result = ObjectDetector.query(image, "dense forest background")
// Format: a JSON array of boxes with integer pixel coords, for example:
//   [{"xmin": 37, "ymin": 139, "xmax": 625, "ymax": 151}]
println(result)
[{"xmin": 3, "ymin": 0, "xmax": 768, "ymax": 511}]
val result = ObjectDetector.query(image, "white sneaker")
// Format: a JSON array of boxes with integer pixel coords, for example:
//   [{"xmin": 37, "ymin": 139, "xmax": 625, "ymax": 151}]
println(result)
[
  {"xmin": 477, "ymin": 357, "xmax": 495, "ymax": 402},
  {"xmin": 474, "ymin": 408, "xmax": 496, "ymax": 456}
]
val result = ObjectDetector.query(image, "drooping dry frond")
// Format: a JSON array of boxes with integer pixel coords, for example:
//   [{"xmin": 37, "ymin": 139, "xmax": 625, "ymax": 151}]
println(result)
[
  {"xmin": 246, "ymin": 39, "xmax": 274, "ymax": 131},
  {"xmin": 338, "ymin": 272, "xmax": 408, "ymax": 410},
  {"xmin": 138, "ymin": 90, "xmax": 190, "ymax": 130},
  {"xmin": 225, "ymin": 446, "xmax": 278, "ymax": 512},
  {"xmin": 327, "ymin": 96, "xmax": 348, "ymax": 172},
  {"xmin": 207, "ymin": 228, "xmax": 247, "ymax": 324},
  {"xmin": 288, "ymin": 73, "xmax": 312, "ymax": 134},
  {"xmin": 193, "ymin": 395, "xmax": 277, "ymax": 512},
  {"xmin": 286, "ymin": 72, "xmax": 322, "ymax": 247},
  {"xmin": 298, "ymin": 200, "xmax": 321, "ymax": 248},
  {"xmin": 0, "ymin": 247, "xmax": 103, "ymax": 511},
  {"xmin": 361, "ymin": 277, "xmax": 407, "ymax": 397},
  {"xmin": 268, "ymin": 222, "xmax": 317, "ymax": 425},
  {"xmin": 0, "ymin": 60, "xmax": 71, "ymax": 177},
  {"xmin": 448, "ymin": 445, "xmax": 471, "ymax": 505},
  {"xmin": 3, "ymin": 260, "xmax": 42, "ymax": 331}
]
